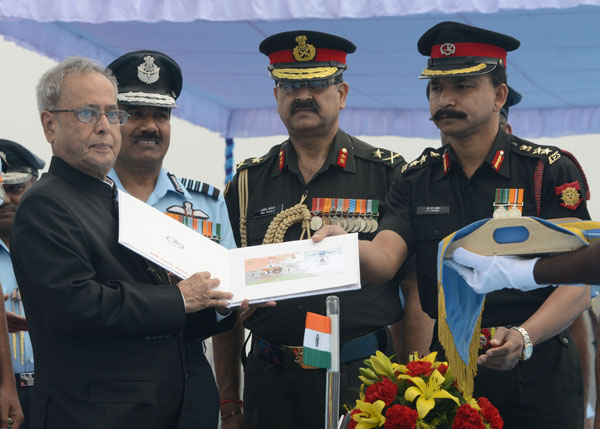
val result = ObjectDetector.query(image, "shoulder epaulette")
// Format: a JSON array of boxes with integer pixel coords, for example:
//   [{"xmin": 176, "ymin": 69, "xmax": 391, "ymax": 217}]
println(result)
[
  {"xmin": 235, "ymin": 156, "xmax": 268, "ymax": 171},
  {"xmin": 512, "ymin": 136, "xmax": 591, "ymax": 201},
  {"xmin": 179, "ymin": 177, "xmax": 221, "ymax": 200},
  {"xmin": 362, "ymin": 147, "xmax": 406, "ymax": 167},
  {"xmin": 350, "ymin": 136, "xmax": 405, "ymax": 168},
  {"xmin": 166, "ymin": 171, "xmax": 185, "ymax": 195},
  {"xmin": 235, "ymin": 146, "xmax": 279, "ymax": 172},
  {"xmin": 401, "ymin": 148, "xmax": 443, "ymax": 174},
  {"xmin": 509, "ymin": 136, "xmax": 563, "ymax": 166}
]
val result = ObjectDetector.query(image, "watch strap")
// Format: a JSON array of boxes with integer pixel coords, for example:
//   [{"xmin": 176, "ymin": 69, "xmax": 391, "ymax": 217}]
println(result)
[{"xmin": 511, "ymin": 326, "xmax": 533, "ymax": 360}]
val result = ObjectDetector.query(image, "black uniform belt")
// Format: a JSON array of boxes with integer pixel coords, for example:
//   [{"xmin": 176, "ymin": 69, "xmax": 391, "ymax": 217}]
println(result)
[
  {"xmin": 252, "ymin": 328, "xmax": 386, "ymax": 370},
  {"xmin": 15, "ymin": 372, "xmax": 34, "ymax": 387}
]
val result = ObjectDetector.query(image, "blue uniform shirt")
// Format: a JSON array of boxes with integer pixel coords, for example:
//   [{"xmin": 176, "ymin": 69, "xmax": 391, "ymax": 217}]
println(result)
[
  {"xmin": 0, "ymin": 240, "xmax": 34, "ymax": 373},
  {"xmin": 109, "ymin": 167, "xmax": 235, "ymax": 251}
]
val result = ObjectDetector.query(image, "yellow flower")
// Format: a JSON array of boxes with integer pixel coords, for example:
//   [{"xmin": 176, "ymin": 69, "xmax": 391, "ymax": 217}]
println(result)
[
  {"xmin": 359, "ymin": 367, "xmax": 378, "ymax": 386},
  {"xmin": 404, "ymin": 369, "xmax": 460, "ymax": 418},
  {"xmin": 352, "ymin": 400, "xmax": 386, "ymax": 429},
  {"xmin": 368, "ymin": 351, "xmax": 400, "ymax": 380},
  {"xmin": 465, "ymin": 395, "xmax": 481, "ymax": 410}
]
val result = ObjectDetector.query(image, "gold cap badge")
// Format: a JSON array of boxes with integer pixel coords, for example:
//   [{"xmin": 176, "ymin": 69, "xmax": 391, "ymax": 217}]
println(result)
[{"xmin": 293, "ymin": 35, "xmax": 316, "ymax": 62}]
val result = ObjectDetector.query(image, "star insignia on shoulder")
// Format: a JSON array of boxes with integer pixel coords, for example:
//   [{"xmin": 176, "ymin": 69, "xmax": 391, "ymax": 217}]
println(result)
[
  {"xmin": 532, "ymin": 147, "xmax": 552, "ymax": 155},
  {"xmin": 372, "ymin": 149, "xmax": 383, "ymax": 159},
  {"xmin": 236, "ymin": 160, "xmax": 246, "ymax": 169},
  {"xmin": 252, "ymin": 157, "xmax": 262, "ymax": 164},
  {"xmin": 408, "ymin": 154, "xmax": 429, "ymax": 168}
]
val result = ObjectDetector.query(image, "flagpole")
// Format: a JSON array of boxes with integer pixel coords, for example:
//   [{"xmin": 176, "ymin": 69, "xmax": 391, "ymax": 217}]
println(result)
[{"xmin": 325, "ymin": 295, "xmax": 340, "ymax": 429}]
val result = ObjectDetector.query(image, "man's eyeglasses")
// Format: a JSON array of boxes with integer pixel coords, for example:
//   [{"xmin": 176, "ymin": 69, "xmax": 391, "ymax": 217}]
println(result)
[
  {"xmin": 49, "ymin": 107, "xmax": 130, "ymax": 126},
  {"xmin": 275, "ymin": 79, "xmax": 340, "ymax": 93}
]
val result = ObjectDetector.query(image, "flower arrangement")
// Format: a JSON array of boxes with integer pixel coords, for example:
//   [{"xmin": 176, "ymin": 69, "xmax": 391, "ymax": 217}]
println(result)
[{"xmin": 346, "ymin": 351, "xmax": 503, "ymax": 429}]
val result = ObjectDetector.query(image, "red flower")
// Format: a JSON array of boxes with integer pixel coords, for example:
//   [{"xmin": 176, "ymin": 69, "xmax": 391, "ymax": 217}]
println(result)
[
  {"xmin": 365, "ymin": 377, "xmax": 398, "ymax": 406},
  {"xmin": 384, "ymin": 404, "xmax": 418, "ymax": 429},
  {"xmin": 436, "ymin": 363, "xmax": 448, "ymax": 375},
  {"xmin": 405, "ymin": 360, "xmax": 433, "ymax": 377},
  {"xmin": 452, "ymin": 404, "xmax": 485, "ymax": 429},
  {"xmin": 348, "ymin": 409, "xmax": 361, "ymax": 429},
  {"xmin": 478, "ymin": 397, "xmax": 504, "ymax": 429}
]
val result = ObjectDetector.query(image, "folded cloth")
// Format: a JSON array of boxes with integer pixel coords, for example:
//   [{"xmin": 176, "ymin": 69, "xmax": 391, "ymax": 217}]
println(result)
[{"xmin": 436, "ymin": 217, "xmax": 600, "ymax": 397}]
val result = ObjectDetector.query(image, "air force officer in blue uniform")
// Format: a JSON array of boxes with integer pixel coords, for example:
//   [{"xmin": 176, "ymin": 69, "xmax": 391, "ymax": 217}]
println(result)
[{"xmin": 107, "ymin": 50, "xmax": 236, "ymax": 428}]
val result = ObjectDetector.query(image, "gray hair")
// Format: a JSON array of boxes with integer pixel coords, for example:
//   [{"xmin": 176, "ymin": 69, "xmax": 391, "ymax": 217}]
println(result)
[{"xmin": 36, "ymin": 56, "xmax": 118, "ymax": 113}]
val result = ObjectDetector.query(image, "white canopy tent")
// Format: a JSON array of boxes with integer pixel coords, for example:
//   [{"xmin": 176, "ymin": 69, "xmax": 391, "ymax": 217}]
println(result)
[{"xmin": 2, "ymin": 0, "xmax": 600, "ymax": 139}]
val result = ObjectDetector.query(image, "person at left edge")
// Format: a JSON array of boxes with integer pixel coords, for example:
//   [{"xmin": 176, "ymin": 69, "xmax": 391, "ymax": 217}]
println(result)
[
  {"xmin": 0, "ymin": 151, "xmax": 27, "ymax": 429},
  {"xmin": 0, "ymin": 140, "xmax": 44, "ymax": 429},
  {"xmin": 10, "ymin": 56, "xmax": 234, "ymax": 429},
  {"xmin": 106, "ymin": 50, "xmax": 236, "ymax": 429}
]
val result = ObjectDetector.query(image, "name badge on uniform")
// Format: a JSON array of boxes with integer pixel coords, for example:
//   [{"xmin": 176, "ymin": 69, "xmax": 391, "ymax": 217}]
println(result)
[
  {"xmin": 416, "ymin": 206, "xmax": 450, "ymax": 215},
  {"xmin": 254, "ymin": 204, "xmax": 284, "ymax": 219}
]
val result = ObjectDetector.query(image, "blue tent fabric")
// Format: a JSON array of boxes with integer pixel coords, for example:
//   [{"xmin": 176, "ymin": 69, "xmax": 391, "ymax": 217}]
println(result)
[{"xmin": 2, "ymin": 1, "xmax": 600, "ymax": 138}]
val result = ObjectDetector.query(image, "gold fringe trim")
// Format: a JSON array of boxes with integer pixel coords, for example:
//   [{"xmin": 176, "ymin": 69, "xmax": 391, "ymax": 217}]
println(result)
[
  {"xmin": 421, "ymin": 63, "xmax": 487, "ymax": 77},
  {"xmin": 272, "ymin": 67, "xmax": 338, "ymax": 80},
  {"xmin": 437, "ymin": 233, "xmax": 482, "ymax": 399}
]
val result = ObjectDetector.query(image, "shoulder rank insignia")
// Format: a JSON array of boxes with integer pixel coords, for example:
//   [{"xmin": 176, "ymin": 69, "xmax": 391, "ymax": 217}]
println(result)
[
  {"xmin": 382, "ymin": 151, "xmax": 402, "ymax": 165},
  {"xmin": 179, "ymin": 177, "xmax": 221, "ymax": 200},
  {"xmin": 167, "ymin": 201, "xmax": 209, "ymax": 219},
  {"xmin": 167, "ymin": 172, "xmax": 185, "ymax": 195},
  {"xmin": 236, "ymin": 153, "xmax": 271, "ymax": 171},
  {"xmin": 513, "ymin": 137, "xmax": 562, "ymax": 165},
  {"xmin": 402, "ymin": 150, "xmax": 442, "ymax": 174},
  {"xmin": 364, "ymin": 147, "xmax": 405, "ymax": 167},
  {"xmin": 554, "ymin": 181, "xmax": 583, "ymax": 210}
]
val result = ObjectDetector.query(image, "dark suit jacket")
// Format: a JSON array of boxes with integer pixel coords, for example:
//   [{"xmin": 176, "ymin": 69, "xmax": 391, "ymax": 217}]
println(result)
[{"xmin": 11, "ymin": 157, "xmax": 233, "ymax": 429}]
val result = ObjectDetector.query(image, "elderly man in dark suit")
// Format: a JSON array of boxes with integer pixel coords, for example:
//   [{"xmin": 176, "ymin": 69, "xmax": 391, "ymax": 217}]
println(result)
[{"xmin": 10, "ymin": 56, "xmax": 234, "ymax": 429}]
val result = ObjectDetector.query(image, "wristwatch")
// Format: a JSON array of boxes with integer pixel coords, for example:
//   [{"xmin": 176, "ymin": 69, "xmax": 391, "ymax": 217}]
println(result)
[{"xmin": 511, "ymin": 326, "xmax": 533, "ymax": 360}]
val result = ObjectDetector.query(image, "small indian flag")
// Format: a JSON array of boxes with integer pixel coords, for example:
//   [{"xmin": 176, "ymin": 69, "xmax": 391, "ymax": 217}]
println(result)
[{"xmin": 303, "ymin": 312, "xmax": 331, "ymax": 369}]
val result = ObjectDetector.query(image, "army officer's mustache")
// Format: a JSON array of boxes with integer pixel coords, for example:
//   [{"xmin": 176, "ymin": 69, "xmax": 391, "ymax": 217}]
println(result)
[
  {"xmin": 430, "ymin": 108, "xmax": 468, "ymax": 121},
  {"xmin": 290, "ymin": 99, "xmax": 320, "ymax": 115}
]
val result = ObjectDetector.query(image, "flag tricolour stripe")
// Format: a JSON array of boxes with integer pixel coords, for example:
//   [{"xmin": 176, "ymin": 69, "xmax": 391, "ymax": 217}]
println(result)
[{"xmin": 303, "ymin": 312, "xmax": 332, "ymax": 369}]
